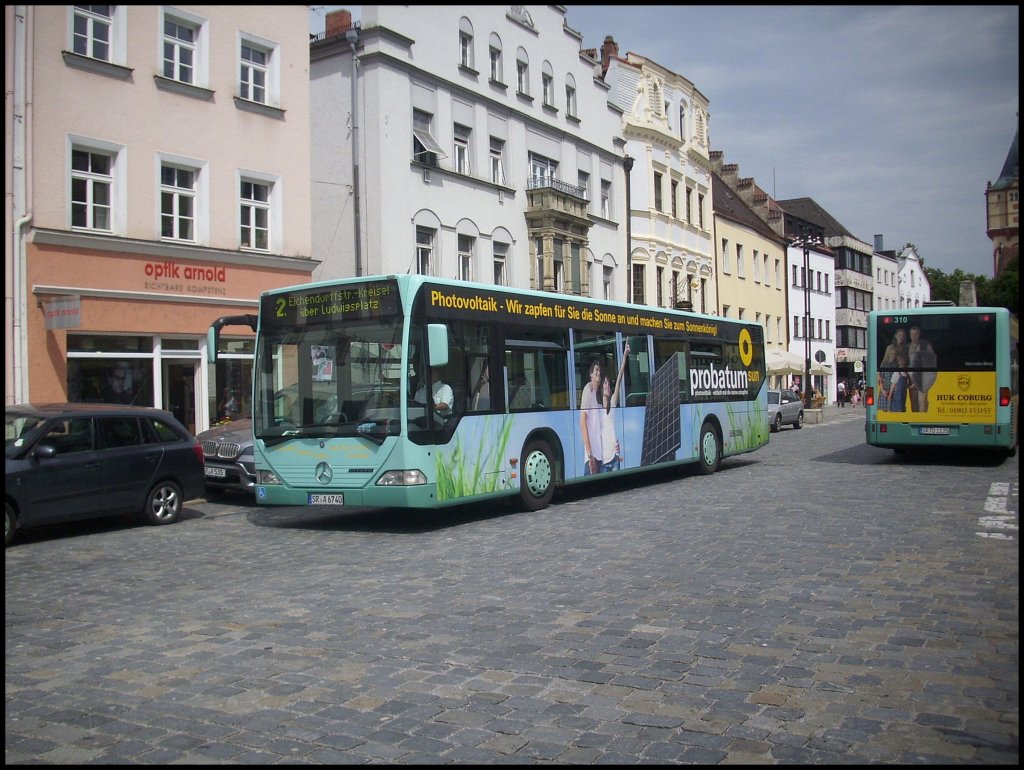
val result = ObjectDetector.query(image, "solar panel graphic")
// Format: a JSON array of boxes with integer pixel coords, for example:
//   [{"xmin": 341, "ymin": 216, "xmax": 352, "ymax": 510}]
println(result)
[{"xmin": 640, "ymin": 353, "xmax": 682, "ymax": 465}]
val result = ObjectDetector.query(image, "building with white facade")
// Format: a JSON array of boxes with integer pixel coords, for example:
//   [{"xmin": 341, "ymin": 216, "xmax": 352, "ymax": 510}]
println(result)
[
  {"xmin": 598, "ymin": 39, "xmax": 715, "ymax": 312},
  {"xmin": 309, "ymin": 6, "xmax": 627, "ymax": 298},
  {"xmin": 896, "ymin": 244, "xmax": 931, "ymax": 308},
  {"xmin": 872, "ymin": 236, "xmax": 900, "ymax": 312},
  {"xmin": 5, "ymin": 5, "xmax": 313, "ymax": 429},
  {"xmin": 777, "ymin": 198, "xmax": 871, "ymax": 390},
  {"xmin": 784, "ymin": 240, "xmax": 836, "ymax": 401}
]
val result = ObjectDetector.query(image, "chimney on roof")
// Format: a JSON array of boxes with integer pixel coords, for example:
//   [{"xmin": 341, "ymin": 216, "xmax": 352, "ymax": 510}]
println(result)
[
  {"xmin": 874, "ymin": 234, "xmax": 884, "ymax": 252},
  {"xmin": 325, "ymin": 8, "xmax": 353, "ymax": 38},
  {"xmin": 600, "ymin": 35, "xmax": 619, "ymax": 76}
]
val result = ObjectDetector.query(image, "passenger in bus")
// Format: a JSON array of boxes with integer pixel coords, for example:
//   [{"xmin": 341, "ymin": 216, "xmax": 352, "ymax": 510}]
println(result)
[
  {"xmin": 600, "ymin": 342, "xmax": 630, "ymax": 472},
  {"xmin": 414, "ymin": 369, "xmax": 454, "ymax": 415},
  {"xmin": 580, "ymin": 359, "xmax": 604, "ymax": 475}
]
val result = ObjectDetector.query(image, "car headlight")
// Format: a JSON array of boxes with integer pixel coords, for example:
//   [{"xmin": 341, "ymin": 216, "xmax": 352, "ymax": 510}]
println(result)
[{"xmin": 376, "ymin": 470, "xmax": 427, "ymax": 486}]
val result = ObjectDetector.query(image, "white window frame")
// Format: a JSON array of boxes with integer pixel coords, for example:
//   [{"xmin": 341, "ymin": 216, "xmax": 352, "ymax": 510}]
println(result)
[
  {"xmin": 69, "ymin": 136, "xmax": 124, "ymax": 235},
  {"xmin": 516, "ymin": 49, "xmax": 529, "ymax": 95},
  {"xmin": 453, "ymin": 124, "xmax": 471, "ymax": 176},
  {"xmin": 160, "ymin": 162, "xmax": 197, "ymax": 243},
  {"xmin": 489, "ymin": 137, "xmax": 505, "ymax": 185},
  {"xmin": 721, "ymin": 238, "xmax": 731, "ymax": 273},
  {"xmin": 415, "ymin": 226, "xmax": 435, "ymax": 276},
  {"xmin": 238, "ymin": 33, "xmax": 279, "ymax": 107},
  {"xmin": 160, "ymin": 7, "xmax": 208, "ymax": 87},
  {"xmin": 565, "ymin": 75, "xmax": 577, "ymax": 118},
  {"xmin": 413, "ymin": 109, "xmax": 447, "ymax": 166},
  {"xmin": 541, "ymin": 61, "xmax": 554, "ymax": 107},
  {"xmin": 736, "ymin": 244, "xmax": 745, "ymax": 278},
  {"xmin": 493, "ymin": 241, "xmax": 508, "ymax": 286},
  {"xmin": 162, "ymin": 15, "xmax": 195, "ymax": 84},
  {"xmin": 459, "ymin": 17, "xmax": 474, "ymax": 69},
  {"xmin": 70, "ymin": 5, "xmax": 120, "ymax": 63},
  {"xmin": 529, "ymin": 153, "xmax": 557, "ymax": 187},
  {"xmin": 577, "ymin": 170, "xmax": 590, "ymax": 207},
  {"xmin": 489, "ymin": 40, "xmax": 503, "ymax": 83},
  {"xmin": 600, "ymin": 179, "xmax": 611, "ymax": 219},
  {"xmin": 238, "ymin": 170, "xmax": 279, "ymax": 253},
  {"xmin": 458, "ymin": 234, "xmax": 474, "ymax": 282}
]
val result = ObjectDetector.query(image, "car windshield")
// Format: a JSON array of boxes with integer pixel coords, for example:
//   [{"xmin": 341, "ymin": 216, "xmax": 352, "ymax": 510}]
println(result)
[{"xmin": 5, "ymin": 412, "xmax": 46, "ymax": 450}]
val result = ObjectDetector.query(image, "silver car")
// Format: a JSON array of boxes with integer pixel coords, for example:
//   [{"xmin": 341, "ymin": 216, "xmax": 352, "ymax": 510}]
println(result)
[{"xmin": 767, "ymin": 389, "xmax": 804, "ymax": 432}]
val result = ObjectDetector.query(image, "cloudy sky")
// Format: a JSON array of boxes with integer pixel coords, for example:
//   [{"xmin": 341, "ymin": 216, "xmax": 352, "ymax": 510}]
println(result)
[{"xmin": 309, "ymin": 6, "xmax": 1019, "ymax": 277}]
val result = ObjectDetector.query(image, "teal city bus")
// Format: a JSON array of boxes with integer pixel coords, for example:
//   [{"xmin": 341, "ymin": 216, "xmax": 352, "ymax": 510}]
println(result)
[
  {"xmin": 865, "ymin": 304, "xmax": 1019, "ymax": 457},
  {"xmin": 208, "ymin": 275, "xmax": 769, "ymax": 511}
]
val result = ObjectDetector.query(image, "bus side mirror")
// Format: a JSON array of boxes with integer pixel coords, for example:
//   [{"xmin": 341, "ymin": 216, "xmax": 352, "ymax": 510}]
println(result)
[
  {"xmin": 427, "ymin": 324, "xmax": 449, "ymax": 368},
  {"xmin": 207, "ymin": 327, "xmax": 218, "ymax": 364}
]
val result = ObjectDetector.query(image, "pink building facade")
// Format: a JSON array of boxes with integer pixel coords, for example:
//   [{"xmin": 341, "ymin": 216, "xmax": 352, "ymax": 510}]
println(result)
[{"xmin": 6, "ymin": 5, "xmax": 314, "ymax": 432}]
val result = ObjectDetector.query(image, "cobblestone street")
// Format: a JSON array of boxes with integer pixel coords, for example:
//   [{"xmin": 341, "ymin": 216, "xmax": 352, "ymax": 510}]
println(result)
[{"xmin": 6, "ymin": 414, "xmax": 1019, "ymax": 764}]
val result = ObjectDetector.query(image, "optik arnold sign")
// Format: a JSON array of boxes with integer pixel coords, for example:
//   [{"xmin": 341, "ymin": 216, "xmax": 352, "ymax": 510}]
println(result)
[{"xmin": 143, "ymin": 259, "xmax": 228, "ymax": 296}]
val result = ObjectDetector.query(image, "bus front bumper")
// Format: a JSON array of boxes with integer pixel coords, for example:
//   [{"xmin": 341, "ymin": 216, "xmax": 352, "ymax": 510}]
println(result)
[{"xmin": 255, "ymin": 483, "xmax": 439, "ymax": 508}]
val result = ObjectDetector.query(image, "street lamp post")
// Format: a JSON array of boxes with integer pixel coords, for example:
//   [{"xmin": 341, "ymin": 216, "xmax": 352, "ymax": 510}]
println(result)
[
  {"xmin": 623, "ymin": 155, "xmax": 634, "ymax": 304},
  {"xmin": 793, "ymin": 231, "xmax": 823, "ymax": 409}
]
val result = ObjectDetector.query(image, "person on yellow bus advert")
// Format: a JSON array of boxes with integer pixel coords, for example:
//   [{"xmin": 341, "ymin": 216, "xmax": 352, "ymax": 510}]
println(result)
[
  {"xmin": 600, "ymin": 342, "xmax": 630, "ymax": 472},
  {"xmin": 877, "ymin": 327, "xmax": 910, "ymax": 412},
  {"xmin": 580, "ymin": 359, "xmax": 604, "ymax": 475},
  {"xmin": 907, "ymin": 325, "xmax": 936, "ymax": 412}
]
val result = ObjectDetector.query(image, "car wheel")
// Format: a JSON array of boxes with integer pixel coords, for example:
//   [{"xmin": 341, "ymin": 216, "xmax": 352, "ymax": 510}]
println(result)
[
  {"xmin": 794, "ymin": 411, "xmax": 804, "ymax": 429},
  {"xmin": 5, "ymin": 501, "xmax": 16, "ymax": 547},
  {"xmin": 697, "ymin": 422, "xmax": 720, "ymax": 475},
  {"xmin": 771, "ymin": 414, "xmax": 781, "ymax": 433},
  {"xmin": 519, "ymin": 439, "xmax": 555, "ymax": 511},
  {"xmin": 142, "ymin": 481, "xmax": 183, "ymax": 525}
]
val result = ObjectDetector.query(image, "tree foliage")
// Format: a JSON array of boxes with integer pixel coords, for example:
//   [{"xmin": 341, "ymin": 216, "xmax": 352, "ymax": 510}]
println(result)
[{"xmin": 924, "ymin": 256, "xmax": 1018, "ymax": 315}]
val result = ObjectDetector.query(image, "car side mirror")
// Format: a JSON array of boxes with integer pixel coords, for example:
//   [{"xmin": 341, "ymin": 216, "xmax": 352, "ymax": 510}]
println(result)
[{"xmin": 33, "ymin": 444, "xmax": 57, "ymax": 459}]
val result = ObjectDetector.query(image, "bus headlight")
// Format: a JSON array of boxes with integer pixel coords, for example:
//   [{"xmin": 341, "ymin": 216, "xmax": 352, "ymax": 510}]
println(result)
[
  {"xmin": 258, "ymin": 469, "xmax": 282, "ymax": 485},
  {"xmin": 376, "ymin": 470, "xmax": 427, "ymax": 486}
]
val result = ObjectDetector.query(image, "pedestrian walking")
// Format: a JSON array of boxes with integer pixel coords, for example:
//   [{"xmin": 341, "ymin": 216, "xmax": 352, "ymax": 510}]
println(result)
[{"xmin": 837, "ymin": 379, "xmax": 846, "ymax": 407}]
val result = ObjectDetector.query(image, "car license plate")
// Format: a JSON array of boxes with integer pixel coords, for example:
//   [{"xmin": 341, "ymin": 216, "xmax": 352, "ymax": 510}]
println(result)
[
  {"xmin": 308, "ymin": 493, "xmax": 344, "ymax": 505},
  {"xmin": 205, "ymin": 466, "xmax": 227, "ymax": 478},
  {"xmin": 919, "ymin": 426, "xmax": 950, "ymax": 436}
]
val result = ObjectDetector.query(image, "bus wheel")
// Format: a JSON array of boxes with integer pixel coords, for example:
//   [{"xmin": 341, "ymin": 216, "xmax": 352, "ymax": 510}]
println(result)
[
  {"xmin": 697, "ymin": 422, "xmax": 720, "ymax": 475},
  {"xmin": 519, "ymin": 440, "xmax": 555, "ymax": 511}
]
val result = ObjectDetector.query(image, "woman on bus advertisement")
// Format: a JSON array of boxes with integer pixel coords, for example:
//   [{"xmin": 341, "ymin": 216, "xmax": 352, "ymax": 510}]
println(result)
[
  {"xmin": 599, "ymin": 341, "xmax": 630, "ymax": 472},
  {"xmin": 877, "ymin": 327, "xmax": 909, "ymax": 412},
  {"xmin": 580, "ymin": 359, "xmax": 604, "ymax": 475}
]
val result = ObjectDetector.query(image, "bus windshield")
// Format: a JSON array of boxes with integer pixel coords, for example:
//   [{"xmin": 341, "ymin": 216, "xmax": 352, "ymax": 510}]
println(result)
[{"xmin": 254, "ymin": 317, "xmax": 406, "ymax": 445}]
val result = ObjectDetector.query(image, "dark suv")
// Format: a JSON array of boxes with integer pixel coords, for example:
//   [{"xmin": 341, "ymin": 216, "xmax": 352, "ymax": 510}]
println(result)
[
  {"xmin": 5, "ymin": 403, "xmax": 205, "ymax": 546},
  {"xmin": 196, "ymin": 418, "xmax": 256, "ymax": 495}
]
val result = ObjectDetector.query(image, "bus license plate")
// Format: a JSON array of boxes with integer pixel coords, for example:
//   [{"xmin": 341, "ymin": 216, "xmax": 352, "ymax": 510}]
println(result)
[
  {"xmin": 919, "ymin": 426, "xmax": 949, "ymax": 436},
  {"xmin": 308, "ymin": 493, "xmax": 344, "ymax": 505},
  {"xmin": 205, "ymin": 466, "xmax": 227, "ymax": 478}
]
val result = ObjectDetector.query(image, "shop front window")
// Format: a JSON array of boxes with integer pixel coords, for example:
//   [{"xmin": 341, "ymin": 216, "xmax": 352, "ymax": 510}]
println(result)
[{"xmin": 67, "ymin": 359, "xmax": 154, "ymax": 406}]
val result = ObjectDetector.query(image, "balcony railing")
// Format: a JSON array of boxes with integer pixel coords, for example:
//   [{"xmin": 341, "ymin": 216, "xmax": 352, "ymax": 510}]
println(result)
[{"xmin": 527, "ymin": 176, "xmax": 587, "ymax": 200}]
